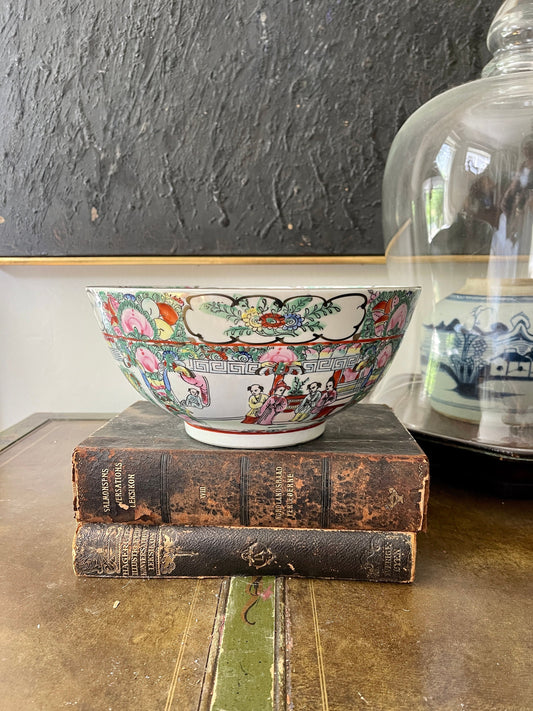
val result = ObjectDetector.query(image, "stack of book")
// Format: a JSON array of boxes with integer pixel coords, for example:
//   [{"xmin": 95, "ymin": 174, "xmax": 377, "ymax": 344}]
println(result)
[{"xmin": 72, "ymin": 400, "xmax": 429, "ymax": 582}]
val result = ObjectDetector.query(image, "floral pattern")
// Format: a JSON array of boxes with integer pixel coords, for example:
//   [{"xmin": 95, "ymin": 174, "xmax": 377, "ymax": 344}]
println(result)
[
  {"xmin": 183, "ymin": 293, "xmax": 372, "ymax": 344},
  {"xmin": 198, "ymin": 295, "xmax": 341, "ymax": 340},
  {"xmin": 121, "ymin": 307, "xmax": 154, "ymax": 338}
]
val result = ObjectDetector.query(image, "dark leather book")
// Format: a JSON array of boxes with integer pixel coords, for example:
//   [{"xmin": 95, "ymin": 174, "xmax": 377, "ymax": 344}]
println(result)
[
  {"xmin": 72, "ymin": 400, "xmax": 429, "ymax": 531},
  {"xmin": 72, "ymin": 522, "xmax": 416, "ymax": 582}
]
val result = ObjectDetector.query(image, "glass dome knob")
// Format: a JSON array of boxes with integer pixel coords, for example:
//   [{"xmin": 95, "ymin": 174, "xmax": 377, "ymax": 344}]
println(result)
[{"xmin": 484, "ymin": 0, "xmax": 533, "ymax": 76}]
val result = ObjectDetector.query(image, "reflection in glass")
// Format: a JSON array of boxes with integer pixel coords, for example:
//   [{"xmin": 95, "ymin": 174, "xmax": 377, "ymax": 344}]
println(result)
[{"xmin": 374, "ymin": 0, "xmax": 533, "ymax": 457}]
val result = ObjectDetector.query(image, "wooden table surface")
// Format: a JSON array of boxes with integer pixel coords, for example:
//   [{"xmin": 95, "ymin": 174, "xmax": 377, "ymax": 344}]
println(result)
[{"xmin": 0, "ymin": 415, "xmax": 531, "ymax": 711}]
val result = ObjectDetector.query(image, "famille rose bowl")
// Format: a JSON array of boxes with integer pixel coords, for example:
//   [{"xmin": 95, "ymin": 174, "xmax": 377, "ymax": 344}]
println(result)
[{"xmin": 87, "ymin": 285, "xmax": 420, "ymax": 448}]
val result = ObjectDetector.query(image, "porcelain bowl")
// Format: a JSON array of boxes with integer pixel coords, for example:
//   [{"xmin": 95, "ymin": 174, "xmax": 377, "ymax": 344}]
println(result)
[{"xmin": 87, "ymin": 285, "xmax": 420, "ymax": 447}]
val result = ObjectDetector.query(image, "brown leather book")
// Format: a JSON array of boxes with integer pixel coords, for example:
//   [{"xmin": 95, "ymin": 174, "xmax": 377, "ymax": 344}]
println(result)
[
  {"xmin": 72, "ymin": 400, "xmax": 429, "ymax": 531},
  {"xmin": 72, "ymin": 522, "xmax": 416, "ymax": 582},
  {"xmin": 4, "ymin": 415, "xmax": 531, "ymax": 710}
]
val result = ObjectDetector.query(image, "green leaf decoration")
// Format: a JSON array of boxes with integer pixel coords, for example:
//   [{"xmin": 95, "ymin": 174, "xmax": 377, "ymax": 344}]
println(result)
[
  {"xmin": 225, "ymin": 325, "xmax": 255, "ymax": 339},
  {"xmin": 200, "ymin": 301, "xmax": 243, "ymax": 323},
  {"xmin": 245, "ymin": 346, "xmax": 265, "ymax": 360},
  {"xmin": 171, "ymin": 321, "xmax": 188, "ymax": 340},
  {"xmin": 307, "ymin": 322, "xmax": 324, "ymax": 332},
  {"xmin": 177, "ymin": 345, "xmax": 203, "ymax": 360},
  {"xmin": 307, "ymin": 302, "xmax": 341, "ymax": 320},
  {"xmin": 283, "ymin": 296, "xmax": 314, "ymax": 313}
]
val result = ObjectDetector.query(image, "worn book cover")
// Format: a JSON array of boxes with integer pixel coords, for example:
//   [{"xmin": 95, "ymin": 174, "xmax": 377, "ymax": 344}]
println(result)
[
  {"xmin": 73, "ymin": 401, "xmax": 429, "ymax": 531},
  {"xmin": 5, "ymin": 411, "xmax": 532, "ymax": 711},
  {"xmin": 72, "ymin": 522, "xmax": 416, "ymax": 582}
]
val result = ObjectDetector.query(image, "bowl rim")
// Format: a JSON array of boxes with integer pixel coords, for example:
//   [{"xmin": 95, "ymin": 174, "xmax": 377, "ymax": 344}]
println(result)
[{"xmin": 86, "ymin": 284, "xmax": 422, "ymax": 292}]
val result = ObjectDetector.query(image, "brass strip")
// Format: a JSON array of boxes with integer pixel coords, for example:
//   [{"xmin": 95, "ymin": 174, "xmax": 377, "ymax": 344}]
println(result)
[
  {"xmin": 0, "ymin": 255, "xmax": 386, "ymax": 266},
  {"xmin": 387, "ymin": 253, "xmax": 530, "ymax": 263},
  {"xmin": 164, "ymin": 578, "xmax": 202, "ymax": 711},
  {"xmin": 309, "ymin": 580, "xmax": 329, "ymax": 711}
]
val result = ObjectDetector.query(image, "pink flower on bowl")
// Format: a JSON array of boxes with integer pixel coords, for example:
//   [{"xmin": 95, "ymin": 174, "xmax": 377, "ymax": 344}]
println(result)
[
  {"xmin": 304, "ymin": 347, "xmax": 320, "ymax": 360},
  {"xmin": 259, "ymin": 346, "xmax": 298, "ymax": 364},
  {"xmin": 135, "ymin": 347, "xmax": 159, "ymax": 373},
  {"xmin": 377, "ymin": 343, "xmax": 393, "ymax": 369},
  {"xmin": 257, "ymin": 345, "xmax": 302, "ymax": 375},
  {"xmin": 121, "ymin": 308, "xmax": 154, "ymax": 338}
]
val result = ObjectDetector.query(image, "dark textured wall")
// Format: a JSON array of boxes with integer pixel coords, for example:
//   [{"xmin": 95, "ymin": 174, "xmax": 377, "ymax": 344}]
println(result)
[{"xmin": 0, "ymin": 0, "xmax": 501, "ymax": 257}]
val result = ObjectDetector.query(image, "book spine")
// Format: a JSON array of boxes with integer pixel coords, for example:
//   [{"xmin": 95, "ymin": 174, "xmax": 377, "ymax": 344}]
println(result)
[
  {"xmin": 72, "ymin": 448, "xmax": 428, "ymax": 531},
  {"xmin": 72, "ymin": 523, "xmax": 416, "ymax": 583}
]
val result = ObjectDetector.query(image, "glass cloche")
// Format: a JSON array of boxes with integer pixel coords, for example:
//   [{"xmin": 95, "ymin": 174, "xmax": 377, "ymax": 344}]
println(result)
[{"xmin": 373, "ymin": 0, "xmax": 533, "ymax": 487}]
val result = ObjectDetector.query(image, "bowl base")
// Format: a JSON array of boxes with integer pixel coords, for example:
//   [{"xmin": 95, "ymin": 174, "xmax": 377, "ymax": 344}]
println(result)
[{"xmin": 184, "ymin": 421, "xmax": 326, "ymax": 449}]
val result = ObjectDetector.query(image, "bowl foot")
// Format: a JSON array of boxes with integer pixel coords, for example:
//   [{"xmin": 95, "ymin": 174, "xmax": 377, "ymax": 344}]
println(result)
[{"xmin": 183, "ymin": 421, "xmax": 326, "ymax": 448}]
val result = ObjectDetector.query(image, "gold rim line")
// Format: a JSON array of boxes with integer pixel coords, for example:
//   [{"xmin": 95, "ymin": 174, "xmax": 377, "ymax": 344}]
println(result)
[
  {"xmin": 0, "ymin": 255, "xmax": 386, "ymax": 266},
  {"xmin": 101, "ymin": 331, "xmax": 404, "ymax": 348}
]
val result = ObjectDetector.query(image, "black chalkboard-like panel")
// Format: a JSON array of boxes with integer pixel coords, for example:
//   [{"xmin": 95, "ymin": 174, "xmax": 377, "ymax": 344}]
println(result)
[{"xmin": 0, "ymin": 0, "xmax": 500, "ymax": 257}]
